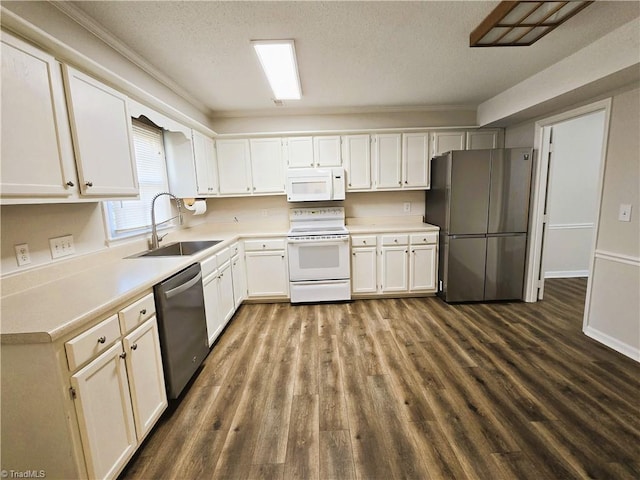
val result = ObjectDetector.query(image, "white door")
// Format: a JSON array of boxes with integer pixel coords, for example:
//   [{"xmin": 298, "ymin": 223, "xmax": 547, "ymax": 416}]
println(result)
[
  {"xmin": 403, "ymin": 132, "xmax": 429, "ymax": 188},
  {"xmin": 218, "ymin": 260, "xmax": 236, "ymax": 325},
  {"xmin": 70, "ymin": 342, "xmax": 137, "ymax": 480},
  {"xmin": 314, "ymin": 136, "xmax": 342, "ymax": 167},
  {"xmin": 231, "ymin": 254, "xmax": 246, "ymax": 307},
  {"xmin": 381, "ymin": 246, "xmax": 409, "ymax": 292},
  {"xmin": 216, "ymin": 139, "xmax": 252, "ymax": 195},
  {"xmin": 351, "ymin": 247, "xmax": 377, "ymax": 294},
  {"xmin": 343, "ymin": 134, "xmax": 371, "ymax": 191},
  {"xmin": 285, "ymin": 137, "xmax": 314, "ymax": 167},
  {"xmin": 432, "ymin": 131, "xmax": 466, "ymax": 156},
  {"xmin": 466, "ymin": 130, "xmax": 499, "ymax": 150},
  {"xmin": 63, "ymin": 66, "xmax": 138, "ymax": 197},
  {"xmin": 1, "ymin": 32, "xmax": 76, "ymax": 198},
  {"xmin": 203, "ymin": 271, "xmax": 222, "ymax": 346},
  {"xmin": 245, "ymin": 251, "xmax": 289, "ymax": 297},
  {"xmin": 410, "ymin": 245, "xmax": 437, "ymax": 291},
  {"xmin": 374, "ymin": 134, "xmax": 402, "ymax": 189},
  {"xmin": 122, "ymin": 317, "xmax": 167, "ymax": 441},
  {"xmin": 193, "ymin": 130, "xmax": 218, "ymax": 195},
  {"xmin": 250, "ymin": 138, "xmax": 285, "ymax": 193}
]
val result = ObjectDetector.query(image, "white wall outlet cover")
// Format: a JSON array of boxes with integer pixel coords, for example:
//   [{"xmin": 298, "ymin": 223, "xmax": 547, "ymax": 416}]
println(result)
[
  {"xmin": 49, "ymin": 234, "xmax": 76, "ymax": 259},
  {"xmin": 618, "ymin": 204, "xmax": 632, "ymax": 222},
  {"xmin": 403, "ymin": 202, "xmax": 411, "ymax": 213},
  {"xmin": 14, "ymin": 243, "xmax": 31, "ymax": 266}
]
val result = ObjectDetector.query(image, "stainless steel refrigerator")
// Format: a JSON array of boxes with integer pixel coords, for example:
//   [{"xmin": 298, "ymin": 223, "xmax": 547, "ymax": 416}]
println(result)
[{"xmin": 426, "ymin": 148, "xmax": 533, "ymax": 302}]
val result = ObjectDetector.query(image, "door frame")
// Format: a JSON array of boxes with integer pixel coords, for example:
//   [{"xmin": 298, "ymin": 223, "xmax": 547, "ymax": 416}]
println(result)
[{"xmin": 524, "ymin": 98, "xmax": 612, "ymax": 302}]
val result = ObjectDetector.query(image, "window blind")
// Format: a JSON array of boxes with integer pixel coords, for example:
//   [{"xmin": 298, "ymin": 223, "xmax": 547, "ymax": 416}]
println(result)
[{"xmin": 106, "ymin": 120, "xmax": 171, "ymax": 237}]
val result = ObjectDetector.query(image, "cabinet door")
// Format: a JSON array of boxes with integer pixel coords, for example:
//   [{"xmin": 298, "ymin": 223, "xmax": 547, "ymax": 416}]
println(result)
[
  {"xmin": 123, "ymin": 317, "xmax": 167, "ymax": 441},
  {"xmin": 250, "ymin": 138, "xmax": 285, "ymax": 193},
  {"xmin": 285, "ymin": 137, "xmax": 314, "ymax": 167},
  {"xmin": 216, "ymin": 139, "xmax": 252, "ymax": 195},
  {"xmin": 432, "ymin": 131, "xmax": 466, "ymax": 157},
  {"xmin": 403, "ymin": 132, "xmax": 429, "ymax": 188},
  {"xmin": 380, "ymin": 246, "xmax": 409, "ymax": 292},
  {"xmin": 466, "ymin": 130, "xmax": 499, "ymax": 150},
  {"xmin": 374, "ymin": 134, "xmax": 402, "ymax": 189},
  {"xmin": 218, "ymin": 261, "xmax": 235, "ymax": 325},
  {"xmin": 62, "ymin": 66, "xmax": 138, "ymax": 197},
  {"xmin": 231, "ymin": 254, "xmax": 247, "ymax": 307},
  {"xmin": 1, "ymin": 32, "xmax": 76, "ymax": 198},
  {"xmin": 203, "ymin": 272, "xmax": 223, "ymax": 346},
  {"xmin": 410, "ymin": 245, "xmax": 437, "ymax": 292},
  {"xmin": 343, "ymin": 134, "xmax": 371, "ymax": 191},
  {"xmin": 351, "ymin": 247, "xmax": 377, "ymax": 294},
  {"xmin": 245, "ymin": 251, "xmax": 289, "ymax": 297},
  {"xmin": 70, "ymin": 342, "xmax": 137, "ymax": 480},
  {"xmin": 313, "ymin": 136, "xmax": 342, "ymax": 167},
  {"xmin": 193, "ymin": 130, "xmax": 218, "ymax": 195}
]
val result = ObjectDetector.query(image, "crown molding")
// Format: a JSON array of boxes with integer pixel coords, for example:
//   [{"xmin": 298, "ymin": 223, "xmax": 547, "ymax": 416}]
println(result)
[{"xmin": 49, "ymin": 0, "xmax": 208, "ymax": 115}]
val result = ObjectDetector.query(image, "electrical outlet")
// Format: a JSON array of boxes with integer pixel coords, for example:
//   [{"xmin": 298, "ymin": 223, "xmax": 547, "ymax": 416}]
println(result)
[
  {"xmin": 618, "ymin": 204, "xmax": 632, "ymax": 222},
  {"xmin": 261, "ymin": 209, "xmax": 268, "ymax": 217},
  {"xmin": 14, "ymin": 243, "xmax": 31, "ymax": 266},
  {"xmin": 403, "ymin": 202, "xmax": 411, "ymax": 213},
  {"xmin": 49, "ymin": 234, "xmax": 75, "ymax": 259}
]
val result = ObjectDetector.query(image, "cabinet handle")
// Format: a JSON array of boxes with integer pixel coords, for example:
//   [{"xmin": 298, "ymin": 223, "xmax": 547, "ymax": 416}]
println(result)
[
  {"xmin": 253, "ymin": 187, "xmax": 256, "ymax": 191},
  {"xmin": 363, "ymin": 240, "xmax": 367, "ymax": 244},
  {"xmin": 131, "ymin": 344, "xmax": 138, "ymax": 351},
  {"xmin": 412, "ymin": 249, "xmax": 415, "ymax": 253},
  {"xmin": 85, "ymin": 181, "xmax": 93, "ymax": 187},
  {"xmin": 281, "ymin": 254, "xmax": 285, "ymax": 258},
  {"xmin": 423, "ymin": 238, "xmax": 427, "ymax": 242},
  {"xmin": 352, "ymin": 252, "xmax": 356, "ymax": 256},
  {"xmin": 394, "ymin": 239, "xmax": 398, "ymax": 243},
  {"xmin": 140, "ymin": 308, "xmax": 147, "ymax": 315},
  {"xmin": 246, "ymin": 187, "xmax": 250, "ymax": 191},
  {"xmin": 398, "ymin": 181, "xmax": 401, "ymax": 185},
  {"xmin": 404, "ymin": 180, "xmax": 408, "ymax": 184},
  {"xmin": 97, "ymin": 336, "xmax": 106, "ymax": 344},
  {"xmin": 262, "ymin": 244, "xmax": 266, "ymax": 248},
  {"xmin": 119, "ymin": 352, "xmax": 127, "ymax": 359},
  {"xmin": 66, "ymin": 181, "xmax": 75, "ymax": 187}
]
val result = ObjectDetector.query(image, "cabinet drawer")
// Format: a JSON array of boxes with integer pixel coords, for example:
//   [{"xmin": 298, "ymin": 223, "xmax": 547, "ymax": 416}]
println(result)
[
  {"xmin": 66, "ymin": 314, "xmax": 121, "ymax": 371},
  {"xmin": 244, "ymin": 238, "xmax": 285, "ymax": 251},
  {"xmin": 216, "ymin": 247, "xmax": 231, "ymax": 265},
  {"xmin": 200, "ymin": 254, "xmax": 218, "ymax": 277},
  {"xmin": 118, "ymin": 293, "xmax": 156, "ymax": 334},
  {"xmin": 381, "ymin": 234, "xmax": 409, "ymax": 246},
  {"xmin": 351, "ymin": 235, "xmax": 377, "ymax": 247},
  {"xmin": 410, "ymin": 232, "xmax": 438, "ymax": 245}
]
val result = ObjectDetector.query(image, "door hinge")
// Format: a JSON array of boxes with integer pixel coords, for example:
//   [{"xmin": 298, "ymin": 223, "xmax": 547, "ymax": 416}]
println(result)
[
  {"xmin": 537, "ymin": 279, "xmax": 544, "ymax": 289},
  {"xmin": 69, "ymin": 386, "xmax": 77, "ymax": 399},
  {"xmin": 542, "ymin": 213, "xmax": 549, "ymax": 223}
]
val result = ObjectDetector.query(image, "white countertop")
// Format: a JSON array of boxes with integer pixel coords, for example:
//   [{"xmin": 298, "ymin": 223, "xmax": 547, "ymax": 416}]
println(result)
[{"xmin": 0, "ymin": 220, "xmax": 437, "ymax": 345}]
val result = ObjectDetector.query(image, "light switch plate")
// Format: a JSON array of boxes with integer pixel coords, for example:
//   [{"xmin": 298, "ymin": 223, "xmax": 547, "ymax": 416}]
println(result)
[
  {"xmin": 403, "ymin": 202, "xmax": 411, "ymax": 213},
  {"xmin": 618, "ymin": 204, "xmax": 632, "ymax": 222},
  {"xmin": 49, "ymin": 234, "xmax": 75, "ymax": 259}
]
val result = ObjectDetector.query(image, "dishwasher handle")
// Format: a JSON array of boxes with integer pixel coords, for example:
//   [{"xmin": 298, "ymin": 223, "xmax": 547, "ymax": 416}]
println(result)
[{"xmin": 164, "ymin": 271, "xmax": 203, "ymax": 299}]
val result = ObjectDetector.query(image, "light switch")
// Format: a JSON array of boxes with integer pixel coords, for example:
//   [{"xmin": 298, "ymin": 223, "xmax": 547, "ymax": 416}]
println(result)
[{"xmin": 618, "ymin": 204, "xmax": 632, "ymax": 222}]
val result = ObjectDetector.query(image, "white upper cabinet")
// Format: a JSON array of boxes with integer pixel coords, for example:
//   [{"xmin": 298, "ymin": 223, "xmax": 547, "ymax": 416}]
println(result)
[
  {"xmin": 373, "ymin": 133, "xmax": 403, "ymax": 189},
  {"xmin": 1, "ymin": 32, "xmax": 77, "ymax": 199},
  {"xmin": 342, "ymin": 134, "xmax": 371, "ymax": 191},
  {"xmin": 216, "ymin": 139, "xmax": 252, "ymax": 195},
  {"xmin": 62, "ymin": 65, "xmax": 138, "ymax": 197},
  {"xmin": 285, "ymin": 136, "xmax": 314, "ymax": 167},
  {"xmin": 466, "ymin": 130, "xmax": 499, "ymax": 150},
  {"xmin": 313, "ymin": 136, "xmax": 342, "ymax": 167},
  {"xmin": 402, "ymin": 132, "xmax": 429, "ymax": 188},
  {"xmin": 249, "ymin": 138, "xmax": 285, "ymax": 194},
  {"xmin": 192, "ymin": 130, "xmax": 218, "ymax": 195},
  {"xmin": 431, "ymin": 131, "xmax": 466, "ymax": 157}
]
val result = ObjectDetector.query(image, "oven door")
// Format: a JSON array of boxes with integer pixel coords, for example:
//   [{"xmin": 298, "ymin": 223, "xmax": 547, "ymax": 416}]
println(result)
[{"xmin": 287, "ymin": 236, "xmax": 350, "ymax": 281}]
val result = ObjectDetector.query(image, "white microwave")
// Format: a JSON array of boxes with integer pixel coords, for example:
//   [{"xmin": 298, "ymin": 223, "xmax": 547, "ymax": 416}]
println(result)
[{"xmin": 286, "ymin": 167, "xmax": 346, "ymax": 202}]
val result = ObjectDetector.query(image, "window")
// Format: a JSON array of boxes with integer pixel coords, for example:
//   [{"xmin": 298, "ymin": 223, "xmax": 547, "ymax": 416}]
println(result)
[{"xmin": 105, "ymin": 119, "xmax": 172, "ymax": 240}]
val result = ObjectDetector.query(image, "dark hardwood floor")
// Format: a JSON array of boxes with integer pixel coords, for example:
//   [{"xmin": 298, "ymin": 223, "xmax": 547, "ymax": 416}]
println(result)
[{"xmin": 120, "ymin": 278, "xmax": 640, "ymax": 479}]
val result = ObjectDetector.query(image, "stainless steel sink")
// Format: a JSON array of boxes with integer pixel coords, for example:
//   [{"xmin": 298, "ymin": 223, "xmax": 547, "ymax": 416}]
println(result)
[{"xmin": 130, "ymin": 240, "xmax": 223, "ymax": 258}]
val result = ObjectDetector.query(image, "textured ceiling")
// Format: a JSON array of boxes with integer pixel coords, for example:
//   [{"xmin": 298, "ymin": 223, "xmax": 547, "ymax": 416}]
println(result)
[{"xmin": 68, "ymin": 1, "xmax": 639, "ymax": 117}]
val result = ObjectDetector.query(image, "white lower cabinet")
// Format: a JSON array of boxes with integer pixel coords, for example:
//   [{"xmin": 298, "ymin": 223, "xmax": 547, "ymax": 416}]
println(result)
[
  {"xmin": 231, "ymin": 253, "xmax": 247, "ymax": 307},
  {"xmin": 218, "ymin": 260, "xmax": 235, "ymax": 324},
  {"xmin": 244, "ymin": 238, "xmax": 289, "ymax": 298},
  {"xmin": 70, "ymin": 342, "xmax": 137, "ymax": 480},
  {"xmin": 351, "ymin": 231, "xmax": 438, "ymax": 296}
]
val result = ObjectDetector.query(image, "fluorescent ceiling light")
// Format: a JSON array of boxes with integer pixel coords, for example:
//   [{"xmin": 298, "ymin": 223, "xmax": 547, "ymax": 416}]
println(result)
[{"xmin": 252, "ymin": 40, "xmax": 301, "ymax": 100}]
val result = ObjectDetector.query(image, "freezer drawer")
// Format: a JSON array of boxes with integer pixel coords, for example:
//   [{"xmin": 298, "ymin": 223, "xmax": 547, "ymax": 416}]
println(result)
[
  {"xmin": 442, "ymin": 235, "xmax": 486, "ymax": 302},
  {"xmin": 485, "ymin": 234, "xmax": 527, "ymax": 301}
]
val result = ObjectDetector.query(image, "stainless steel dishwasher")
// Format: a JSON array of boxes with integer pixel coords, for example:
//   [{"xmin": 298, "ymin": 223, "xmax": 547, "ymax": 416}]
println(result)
[{"xmin": 154, "ymin": 263, "xmax": 209, "ymax": 399}]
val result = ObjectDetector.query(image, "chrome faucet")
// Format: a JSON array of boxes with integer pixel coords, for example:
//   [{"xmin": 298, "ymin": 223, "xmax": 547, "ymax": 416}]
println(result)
[{"xmin": 150, "ymin": 192, "xmax": 184, "ymax": 249}]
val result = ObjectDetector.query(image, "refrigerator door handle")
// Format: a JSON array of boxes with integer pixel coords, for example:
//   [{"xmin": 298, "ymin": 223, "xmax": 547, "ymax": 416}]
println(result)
[{"xmin": 450, "ymin": 234, "xmax": 486, "ymax": 239}]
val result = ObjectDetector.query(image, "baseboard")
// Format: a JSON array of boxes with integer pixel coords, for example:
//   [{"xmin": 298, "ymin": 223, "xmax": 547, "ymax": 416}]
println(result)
[
  {"xmin": 583, "ymin": 325, "xmax": 640, "ymax": 362},
  {"xmin": 544, "ymin": 270, "xmax": 589, "ymax": 278}
]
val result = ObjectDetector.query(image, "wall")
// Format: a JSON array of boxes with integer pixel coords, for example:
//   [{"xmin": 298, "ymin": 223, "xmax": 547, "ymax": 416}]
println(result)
[
  {"xmin": 544, "ymin": 111, "xmax": 605, "ymax": 278},
  {"xmin": 584, "ymin": 87, "xmax": 640, "ymax": 360}
]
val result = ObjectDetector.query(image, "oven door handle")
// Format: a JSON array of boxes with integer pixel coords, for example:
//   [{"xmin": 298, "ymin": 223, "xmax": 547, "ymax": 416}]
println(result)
[
  {"xmin": 287, "ymin": 237, "xmax": 350, "ymax": 245},
  {"xmin": 164, "ymin": 271, "xmax": 203, "ymax": 299}
]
